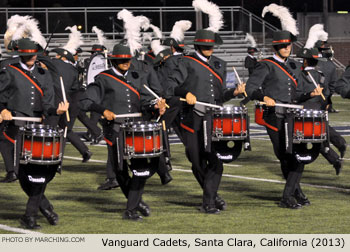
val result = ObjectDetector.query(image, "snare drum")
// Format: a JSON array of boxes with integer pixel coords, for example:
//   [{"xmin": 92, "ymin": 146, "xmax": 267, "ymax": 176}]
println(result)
[
  {"xmin": 212, "ymin": 105, "xmax": 248, "ymax": 141},
  {"xmin": 254, "ymin": 103, "xmax": 266, "ymax": 126},
  {"xmin": 293, "ymin": 109, "xmax": 327, "ymax": 143},
  {"xmin": 121, "ymin": 121, "xmax": 163, "ymax": 159},
  {"xmin": 20, "ymin": 124, "xmax": 64, "ymax": 165}
]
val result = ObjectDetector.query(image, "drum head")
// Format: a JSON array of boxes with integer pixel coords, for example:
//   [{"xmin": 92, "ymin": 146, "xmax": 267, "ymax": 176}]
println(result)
[
  {"xmin": 213, "ymin": 140, "xmax": 243, "ymax": 163},
  {"xmin": 86, "ymin": 53, "xmax": 107, "ymax": 84}
]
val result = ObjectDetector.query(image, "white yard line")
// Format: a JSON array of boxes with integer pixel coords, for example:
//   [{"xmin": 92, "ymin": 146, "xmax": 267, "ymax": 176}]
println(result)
[{"xmin": 0, "ymin": 224, "xmax": 43, "ymax": 234}]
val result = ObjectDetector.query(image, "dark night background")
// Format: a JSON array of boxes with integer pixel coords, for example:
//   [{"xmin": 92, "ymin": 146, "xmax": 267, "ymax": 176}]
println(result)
[{"xmin": 2, "ymin": 1, "xmax": 350, "ymax": 14}]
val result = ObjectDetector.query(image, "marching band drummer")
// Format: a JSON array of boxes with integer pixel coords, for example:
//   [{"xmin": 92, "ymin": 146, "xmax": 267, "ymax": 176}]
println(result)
[
  {"xmin": 0, "ymin": 37, "xmax": 69, "ymax": 229},
  {"xmin": 165, "ymin": 0, "xmax": 246, "ymax": 214},
  {"xmin": 80, "ymin": 43, "xmax": 166, "ymax": 221},
  {"xmin": 246, "ymin": 4, "xmax": 323, "ymax": 209}
]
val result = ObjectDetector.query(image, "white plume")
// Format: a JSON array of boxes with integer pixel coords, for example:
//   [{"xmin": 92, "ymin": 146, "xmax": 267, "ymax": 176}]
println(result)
[
  {"xmin": 63, "ymin": 25, "xmax": 83, "ymax": 54},
  {"xmin": 192, "ymin": 0, "xmax": 223, "ymax": 32},
  {"xmin": 262, "ymin": 3, "xmax": 299, "ymax": 36},
  {"xmin": 245, "ymin": 33, "xmax": 256, "ymax": 48},
  {"xmin": 305, "ymin": 24, "xmax": 328, "ymax": 49},
  {"xmin": 8, "ymin": 15, "xmax": 47, "ymax": 49},
  {"xmin": 117, "ymin": 9, "xmax": 150, "ymax": 56},
  {"xmin": 92, "ymin": 26, "xmax": 106, "ymax": 46},
  {"xmin": 151, "ymin": 39, "xmax": 166, "ymax": 56},
  {"xmin": 149, "ymin": 24, "xmax": 163, "ymax": 40},
  {"xmin": 6, "ymin": 15, "xmax": 31, "ymax": 36},
  {"xmin": 170, "ymin": 20, "xmax": 192, "ymax": 42}
]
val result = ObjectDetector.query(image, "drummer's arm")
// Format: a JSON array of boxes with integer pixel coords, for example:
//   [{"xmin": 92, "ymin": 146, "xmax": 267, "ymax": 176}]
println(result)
[{"xmin": 246, "ymin": 62, "xmax": 269, "ymax": 101}]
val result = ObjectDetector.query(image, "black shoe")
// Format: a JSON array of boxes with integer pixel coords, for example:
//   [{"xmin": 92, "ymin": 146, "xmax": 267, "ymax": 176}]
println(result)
[
  {"xmin": 82, "ymin": 150, "xmax": 92, "ymax": 163},
  {"xmin": 165, "ymin": 157, "xmax": 172, "ymax": 171},
  {"xmin": 279, "ymin": 197, "xmax": 302, "ymax": 209},
  {"xmin": 160, "ymin": 172, "xmax": 173, "ymax": 185},
  {"xmin": 40, "ymin": 205, "xmax": 59, "ymax": 225},
  {"xmin": 97, "ymin": 178, "xmax": 119, "ymax": 190},
  {"xmin": 339, "ymin": 144, "xmax": 347, "ymax": 159},
  {"xmin": 215, "ymin": 195, "xmax": 227, "ymax": 211},
  {"xmin": 294, "ymin": 193, "xmax": 311, "ymax": 206},
  {"xmin": 199, "ymin": 205, "xmax": 220, "ymax": 214},
  {"xmin": 333, "ymin": 159, "xmax": 343, "ymax": 176},
  {"xmin": 0, "ymin": 172, "xmax": 17, "ymax": 183},
  {"xmin": 136, "ymin": 200, "xmax": 150, "ymax": 217},
  {"xmin": 91, "ymin": 133, "xmax": 103, "ymax": 145},
  {"xmin": 122, "ymin": 210, "xmax": 143, "ymax": 221},
  {"xmin": 329, "ymin": 108, "xmax": 338, "ymax": 113},
  {"xmin": 20, "ymin": 215, "xmax": 41, "ymax": 229}
]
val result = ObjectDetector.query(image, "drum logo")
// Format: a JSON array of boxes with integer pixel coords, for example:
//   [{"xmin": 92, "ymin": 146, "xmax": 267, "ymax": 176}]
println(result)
[{"xmin": 92, "ymin": 62, "xmax": 106, "ymax": 71}]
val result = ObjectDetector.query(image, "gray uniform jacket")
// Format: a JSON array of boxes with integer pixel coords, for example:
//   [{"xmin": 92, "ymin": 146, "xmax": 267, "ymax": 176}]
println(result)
[
  {"xmin": 165, "ymin": 53, "xmax": 234, "ymax": 105},
  {"xmin": 81, "ymin": 68, "xmax": 154, "ymax": 116},
  {"xmin": 0, "ymin": 62, "xmax": 55, "ymax": 117},
  {"xmin": 246, "ymin": 57, "xmax": 303, "ymax": 104}
]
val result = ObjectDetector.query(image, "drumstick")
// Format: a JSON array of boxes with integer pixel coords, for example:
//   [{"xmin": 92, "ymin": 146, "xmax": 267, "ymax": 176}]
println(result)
[
  {"xmin": 59, "ymin": 76, "xmax": 70, "ymax": 122},
  {"xmin": 259, "ymin": 102, "xmax": 304, "ymax": 109},
  {"xmin": 179, "ymin": 98, "xmax": 223, "ymax": 109},
  {"xmin": 12, "ymin": 117, "xmax": 42, "ymax": 122},
  {"xmin": 143, "ymin": 84, "xmax": 170, "ymax": 109},
  {"xmin": 114, "ymin": 113, "xmax": 142, "ymax": 118},
  {"xmin": 232, "ymin": 67, "xmax": 248, "ymax": 97},
  {"xmin": 306, "ymin": 71, "xmax": 326, "ymax": 101}
]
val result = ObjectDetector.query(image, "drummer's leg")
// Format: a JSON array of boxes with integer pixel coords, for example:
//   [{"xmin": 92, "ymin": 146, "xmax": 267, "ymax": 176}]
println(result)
[
  {"xmin": 18, "ymin": 164, "xmax": 44, "ymax": 229},
  {"xmin": 123, "ymin": 159, "xmax": 148, "ymax": 221}
]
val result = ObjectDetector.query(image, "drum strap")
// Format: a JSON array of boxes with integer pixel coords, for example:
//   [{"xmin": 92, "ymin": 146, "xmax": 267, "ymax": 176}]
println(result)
[
  {"xmin": 180, "ymin": 123, "xmax": 194, "ymax": 133},
  {"xmin": 8, "ymin": 65, "xmax": 44, "ymax": 96},
  {"xmin": 261, "ymin": 59, "xmax": 298, "ymax": 87},
  {"xmin": 3, "ymin": 132, "xmax": 15, "ymax": 144},
  {"xmin": 184, "ymin": 56, "xmax": 223, "ymax": 85},
  {"xmin": 100, "ymin": 72, "xmax": 140, "ymax": 99}
]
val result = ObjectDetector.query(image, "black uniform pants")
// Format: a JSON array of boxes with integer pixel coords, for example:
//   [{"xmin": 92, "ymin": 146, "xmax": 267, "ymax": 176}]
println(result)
[
  {"xmin": 59, "ymin": 101, "xmax": 88, "ymax": 156},
  {"xmin": 105, "ymin": 125, "xmax": 158, "ymax": 211},
  {"xmin": 264, "ymin": 113, "xmax": 305, "ymax": 199},
  {"xmin": 18, "ymin": 164, "xmax": 57, "ymax": 216},
  {"xmin": 162, "ymin": 96, "xmax": 185, "ymax": 144},
  {"xmin": 77, "ymin": 111, "xmax": 102, "ymax": 138},
  {"xmin": 320, "ymin": 125, "xmax": 346, "ymax": 164},
  {"xmin": 183, "ymin": 113, "xmax": 223, "ymax": 207},
  {"xmin": 0, "ymin": 133, "xmax": 15, "ymax": 173}
]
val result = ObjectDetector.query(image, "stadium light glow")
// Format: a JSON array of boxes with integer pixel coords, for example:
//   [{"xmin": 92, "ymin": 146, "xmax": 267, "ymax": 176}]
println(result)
[
  {"xmin": 77, "ymin": 25, "xmax": 83, "ymax": 30},
  {"xmin": 337, "ymin": 11, "xmax": 348, "ymax": 14}
]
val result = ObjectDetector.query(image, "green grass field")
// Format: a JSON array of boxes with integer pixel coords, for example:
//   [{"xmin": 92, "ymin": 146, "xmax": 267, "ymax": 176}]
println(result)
[{"xmin": 1, "ymin": 96, "xmax": 350, "ymax": 234}]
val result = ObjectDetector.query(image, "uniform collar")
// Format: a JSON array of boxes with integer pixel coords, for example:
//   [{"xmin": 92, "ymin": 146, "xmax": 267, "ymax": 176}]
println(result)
[
  {"xmin": 174, "ymin": 51, "xmax": 183, "ymax": 56},
  {"xmin": 248, "ymin": 54, "xmax": 256, "ymax": 59},
  {"xmin": 273, "ymin": 54, "xmax": 288, "ymax": 64},
  {"xmin": 195, "ymin": 51, "xmax": 210, "ymax": 63},
  {"xmin": 19, "ymin": 60, "xmax": 35, "ymax": 71},
  {"xmin": 112, "ymin": 66, "xmax": 128, "ymax": 78}
]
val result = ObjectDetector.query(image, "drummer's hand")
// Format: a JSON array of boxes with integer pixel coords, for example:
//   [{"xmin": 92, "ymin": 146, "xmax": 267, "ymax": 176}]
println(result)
[
  {"xmin": 56, "ymin": 101, "xmax": 69, "ymax": 115},
  {"xmin": 186, "ymin": 92, "xmax": 196, "ymax": 105},
  {"xmin": 234, "ymin": 82, "xmax": 246, "ymax": 96},
  {"xmin": 263, "ymin": 96, "xmax": 275, "ymax": 106},
  {"xmin": 39, "ymin": 62, "xmax": 48, "ymax": 70},
  {"xmin": 0, "ymin": 109, "xmax": 12, "ymax": 121},
  {"xmin": 154, "ymin": 98, "xmax": 166, "ymax": 115},
  {"xmin": 311, "ymin": 85, "xmax": 324, "ymax": 97},
  {"xmin": 0, "ymin": 114, "xmax": 3, "ymax": 123},
  {"xmin": 103, "ymin": 109, "xmax": 116, "ymax": 121}
]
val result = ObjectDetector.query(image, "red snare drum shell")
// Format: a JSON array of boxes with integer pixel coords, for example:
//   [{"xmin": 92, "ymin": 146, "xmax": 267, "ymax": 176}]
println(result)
[
  {"xmin": 294, "ymin": 120, "xmax": 326, "ymax": 138},
  {"xmin": 23, "ymin": 139, "xmax": 60, "ymax": 159},
  {"xmin": 125, "ymin": 133, "xmax": 161, "ymax": 153},
  {"xmin": 213, "ymin": 117, "xmax": 247, "ymax": 135},
  {"xmin": 255, "ymin": 106, "xmax": 266, "ymax": 126}
]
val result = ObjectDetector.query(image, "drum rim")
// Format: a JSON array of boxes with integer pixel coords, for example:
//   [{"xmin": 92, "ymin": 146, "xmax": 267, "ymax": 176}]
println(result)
[
  {"xmin": 214, "ymin": 105, "xmax": 247, "ymax": 114},
  {"xmin": 121, "ymin": 121, "xmax": 162, "ymax": 131}
]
